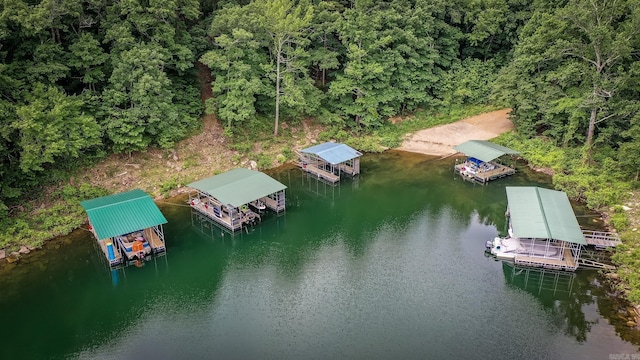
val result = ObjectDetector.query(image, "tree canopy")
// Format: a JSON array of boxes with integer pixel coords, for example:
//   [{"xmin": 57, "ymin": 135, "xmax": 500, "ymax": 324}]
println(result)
[{"xmin": 0, "ymin": 0, "xmax": 639, "ymax": 219}]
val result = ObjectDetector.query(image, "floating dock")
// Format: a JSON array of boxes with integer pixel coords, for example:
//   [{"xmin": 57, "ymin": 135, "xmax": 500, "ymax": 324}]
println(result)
[
  {"xmin": 296, "ymin": 142, "xmax": 362, "ymax": 183},
  {"xmin": 187, "ymin": 168, "xmax": 286, "ymax": 232},
  {"xmin": 81, "ymin": 189, "xmax": 168, "ymax": 267},
  {"xmin": 454, "ymin": 140, "xmax": 519, "ymax": 184},
  {"xmin": 489, "ymin": 187, "xmax": 586, "ymax": 271},
  {"xmin": 454, "ymin": 161, "xmax": 516, "ymax": 184}
]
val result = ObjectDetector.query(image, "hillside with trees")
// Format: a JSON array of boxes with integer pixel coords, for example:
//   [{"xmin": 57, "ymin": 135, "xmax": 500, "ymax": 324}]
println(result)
[{"xmin": 0, "ymin": 0, "xmax": 639, "ymax": 297}]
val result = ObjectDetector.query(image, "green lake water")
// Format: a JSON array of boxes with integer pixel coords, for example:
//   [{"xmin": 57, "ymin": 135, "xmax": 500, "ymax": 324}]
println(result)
[{"xmin": 1, "ymin": 151, "xmax": 639, "ymax": 359}]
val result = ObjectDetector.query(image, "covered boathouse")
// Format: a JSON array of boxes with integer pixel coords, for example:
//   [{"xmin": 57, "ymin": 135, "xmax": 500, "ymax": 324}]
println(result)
[
  {"xmin": 297, "ymin": 142, "xmax": 362, "ymax": 184},
  {"xmin": 454, "ymin": 140, "xmax": 520, "ymax": 184},
  {"xmin": 490, "ymin": 186, "xmax": 586, "ymax": 271},
  {"xmin": 187, "ymin": 168, "xmax": 286, "ymax": 232},
  {"xmin": 81, "ymin": 189, "xmax": 168, "ymax": 267}
]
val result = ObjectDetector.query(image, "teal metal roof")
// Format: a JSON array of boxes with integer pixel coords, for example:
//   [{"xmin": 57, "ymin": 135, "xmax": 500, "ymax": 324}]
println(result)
[
  {"xmin": 454, "ymin": 140, "xmax": 519, "ymax": 163},
  {"xmin": 188, "ymin": 168, "xmax": 286, "ymax": 207},
  {"xmin": 300, "ymin": 142, "xmax": 362, "ymax": 164},
  {"xmin": 80, "ymin": 189, "xmax": 167, "ymax": 240},
  {"xmin": 506, "ymin": 187, "xmax": 586, "ymax": 245}
]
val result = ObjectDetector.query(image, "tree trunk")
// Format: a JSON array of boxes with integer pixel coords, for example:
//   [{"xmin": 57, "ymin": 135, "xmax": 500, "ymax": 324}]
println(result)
[
  {"xmin": 322, "ymin": 36, "xmax": 327, "ymax": 87},
  {"xmin": 274, "ymin": 50, "xmax": 281, "ymax": 137},
  {"xmin": 585, "ymin": 106, "xmax": 597, "ymax": 161}
]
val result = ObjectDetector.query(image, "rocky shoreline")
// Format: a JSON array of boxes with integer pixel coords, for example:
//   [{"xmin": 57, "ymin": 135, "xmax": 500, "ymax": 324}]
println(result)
[{"xmin": 0, "ymin": 246, "xmax": 36, "ymax": 264}]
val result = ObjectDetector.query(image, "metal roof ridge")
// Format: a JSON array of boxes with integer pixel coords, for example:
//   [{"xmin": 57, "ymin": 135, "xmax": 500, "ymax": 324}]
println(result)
[
  {"xmin": 534, "ymin": 187, "xmax": 553, "ymax": 240},
  {"xmin": 87, "ymin": 194, "xmax": 151, "ymax": 211}
]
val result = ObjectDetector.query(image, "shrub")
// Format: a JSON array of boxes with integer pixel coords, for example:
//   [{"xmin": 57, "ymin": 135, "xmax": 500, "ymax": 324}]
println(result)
[
  {"xmin": 160, "ymin": 178, "xmax": 178, "ymax": 198},
  {"xmin": 610, "ymin": 212, "xmax": 630, "ymax": 232},
  {"xmin": 257, "ymin": 154, "xmax": 272, "ymax": 170}
]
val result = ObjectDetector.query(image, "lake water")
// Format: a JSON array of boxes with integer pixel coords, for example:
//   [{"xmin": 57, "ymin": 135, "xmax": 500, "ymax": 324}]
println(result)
[{"xmin": 1, "ymin": 151, "xmax": 639, "ymax": 359}]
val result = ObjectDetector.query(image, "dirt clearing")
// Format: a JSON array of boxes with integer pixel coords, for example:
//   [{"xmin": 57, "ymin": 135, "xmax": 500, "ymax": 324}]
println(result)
[{"xmin": 396, "ymin": 108, "xmax": 514, "ymax": 156}]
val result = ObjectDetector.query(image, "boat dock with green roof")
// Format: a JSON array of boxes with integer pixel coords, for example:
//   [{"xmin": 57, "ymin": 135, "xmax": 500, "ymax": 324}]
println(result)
[
  {"xmin": 453, "ymin": 140, "xmax": 520, "ymax": 184},
  {"xmin": 80, "ymin": 189, "xmax": 168, "ymax": 267},
  {"xmin": 187, "ymin": 168, "xmax": 287, "ymax": 232},
  {"xmin": 488, "ymin": 186, "xmax": 586, "ymax": 271}
]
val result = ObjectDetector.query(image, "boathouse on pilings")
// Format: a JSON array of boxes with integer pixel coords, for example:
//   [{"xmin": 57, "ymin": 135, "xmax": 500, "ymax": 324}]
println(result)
[
  {"xmin": 187, "ymin": 168, "xmax": 287, "ymax": 232},
  {"xmin": 297, "ymin": 142, "xmax": 362, "ymax": 184},
  {"xmin": 454, "ymin": 140, "xmax": 520, "ymax": 184},
  {"xmin": 504, "ymin": 186, "xmax": 586, "ymax": 271},
  {"xmin": 80, "ymin": 189, "xmax": 168, "ymax": 268}
]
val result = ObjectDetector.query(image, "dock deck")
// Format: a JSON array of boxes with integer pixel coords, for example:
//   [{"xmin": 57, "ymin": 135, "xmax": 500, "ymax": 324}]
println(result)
[
  {"xmin": 144, "ymin": 228, "xmax": 165, "ymax": 253},
  {"xmin": 191, "ymin": 201, "xmax": 243, "ymax": 232},
  {"xmin": 262, "ymin": 195, "xmax": 286, "ymax": 213},
  {"xmin": 98, "ymin": 238, "xmax": 123, "ymax": 267},
  {"xmin": 300, "ymin": 162, "xmax": 340, "ymax": 183},
  {"xmin": 515, "ymin": 248, "xmax": 577, "ymax": 271},
  {"xmin": 455, "ymin": 163, "xmax": 516, "ymax": 184}
]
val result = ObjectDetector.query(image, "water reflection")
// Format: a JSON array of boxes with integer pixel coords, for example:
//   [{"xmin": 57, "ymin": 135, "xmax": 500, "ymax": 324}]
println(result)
[
  {"xmin": 2, "ymin": 152, "xmax": 639, "ymax": 359},
  {"xmin": 502, "ymin": 262, "xmax": 596, "ymax": 342}
]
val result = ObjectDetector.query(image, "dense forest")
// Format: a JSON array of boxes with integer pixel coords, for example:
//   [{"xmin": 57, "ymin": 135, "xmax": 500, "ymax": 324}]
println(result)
[{"xmin": 0, "ymin": 0, "xmax": 638, "ymax": 227}]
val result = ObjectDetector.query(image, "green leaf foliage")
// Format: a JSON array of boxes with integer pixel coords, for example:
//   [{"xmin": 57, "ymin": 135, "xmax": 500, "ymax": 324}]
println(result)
[{"xmin": 14, "ymin": 84, "xmax": 101, "ymax": 173}]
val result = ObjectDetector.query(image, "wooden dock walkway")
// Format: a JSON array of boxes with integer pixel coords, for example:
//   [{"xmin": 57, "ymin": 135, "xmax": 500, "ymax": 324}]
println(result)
[
  {"xmin": 144, "ymin": 228, "xmax": 165, "ymax": 253},
  {"xmin": 582, "ymin": 230, "xmax": 622, "ymax": 248},
  {"xmin": 577, "ymin": 258, "xmax": 616, "ymax": 270}
]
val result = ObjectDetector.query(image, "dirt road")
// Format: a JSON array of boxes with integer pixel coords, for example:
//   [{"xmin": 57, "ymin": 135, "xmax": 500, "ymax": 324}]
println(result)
[{"xmin": 396, "ymin": 108, "xmax": 513, "ymax": 156}]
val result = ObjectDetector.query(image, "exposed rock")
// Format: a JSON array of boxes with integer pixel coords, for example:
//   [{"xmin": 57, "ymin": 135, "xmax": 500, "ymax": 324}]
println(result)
[
  {"xmin": 172, "ymin": 152, "xmax": 179, "ymax": 161},
  {"xmin": 249, "ymin": 160, "xmax": 258, "ymax": 170},
  {"xmin": 0, "ymin": 249, "xmax": 5, "ymax": 260},
  {"xmin": 622, "ymin": 205, "xmax": 632, "ymax": 211},
  {"xmin": 608, "ymin": 273, "xmax": 620, "ymax": 281},
  {"xmin": 18, "ymin": 246, "xmax": 30, "ymax": 254},
  {"xmin": 627, "ymin": 321, "xmax": 637, "ymax": 327},
  {"xmin": 6, "ymin": 255, "xmax": 19, "ymax": 263}
]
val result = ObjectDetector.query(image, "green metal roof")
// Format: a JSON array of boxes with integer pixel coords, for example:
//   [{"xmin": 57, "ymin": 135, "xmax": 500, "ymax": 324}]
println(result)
[
  {"xmin": 454, "ymin": 140, "xmax": 519, "ymax": 163},
  {"xmin": 80, "ymin": 189, "xmax": 167, "ymax": 241},
  {"xmin": 506, "ymin": 187, "xmax": 586, "ymax": 245},
  {"xmin": 187, "ymin": 168, "xmax": 286, "ymax": 207}
]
